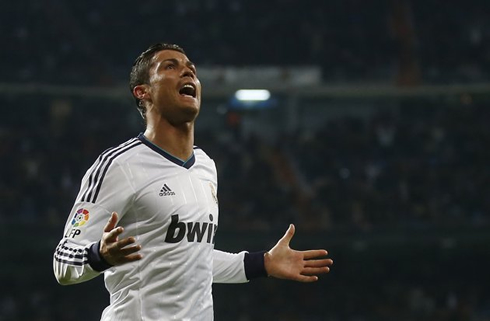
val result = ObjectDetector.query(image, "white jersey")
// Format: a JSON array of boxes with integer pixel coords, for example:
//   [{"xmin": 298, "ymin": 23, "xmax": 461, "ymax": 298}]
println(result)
[{"xmin": 53, "ymin": 134, "xmax": 263, "ymax": 321}]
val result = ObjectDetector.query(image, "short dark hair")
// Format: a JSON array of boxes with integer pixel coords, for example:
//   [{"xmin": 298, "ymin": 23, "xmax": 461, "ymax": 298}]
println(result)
[{"xmin": 129, "ymin": 43, "xmax": 186, "ymax": 120}]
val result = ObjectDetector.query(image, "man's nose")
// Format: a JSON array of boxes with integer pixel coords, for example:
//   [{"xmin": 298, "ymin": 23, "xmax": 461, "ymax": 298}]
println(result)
[{"xmin": 181, "ymin": 66, "xmax": 194, "ymax": 78}]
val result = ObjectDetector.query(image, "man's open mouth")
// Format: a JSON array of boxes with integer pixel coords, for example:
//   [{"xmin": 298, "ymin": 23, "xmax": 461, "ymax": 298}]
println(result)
[{"xmin": 179, "ymin": 83, "xmax": 196, "ymax": 98}]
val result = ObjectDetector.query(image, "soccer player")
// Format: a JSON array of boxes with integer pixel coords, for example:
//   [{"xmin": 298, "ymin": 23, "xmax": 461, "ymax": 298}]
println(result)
[{"xmin": 53, "ymin": 43, "xmax": 333, "ymax": 321}]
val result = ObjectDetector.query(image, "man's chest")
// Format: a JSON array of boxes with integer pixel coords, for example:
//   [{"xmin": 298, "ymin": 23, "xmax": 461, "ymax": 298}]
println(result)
[{"xmin": 123, "ymin": 165, "xmax": 219, "ymax": 238}]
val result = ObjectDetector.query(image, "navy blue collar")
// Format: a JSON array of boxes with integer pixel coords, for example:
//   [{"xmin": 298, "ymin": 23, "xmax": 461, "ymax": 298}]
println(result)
[{"xmin": 137, "ymin": 133, "xmax": 196, "ymax": 169}]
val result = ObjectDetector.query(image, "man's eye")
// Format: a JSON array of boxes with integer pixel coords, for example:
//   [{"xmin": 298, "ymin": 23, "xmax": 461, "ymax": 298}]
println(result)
[{"xmin": 165, "ymin": 64, "xmax": 175, "ymax": 70}]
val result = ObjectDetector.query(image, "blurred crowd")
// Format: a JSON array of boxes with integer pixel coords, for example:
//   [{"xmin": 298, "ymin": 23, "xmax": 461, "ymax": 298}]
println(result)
[
  {"xmin": 1, "ymin": 94, "xmax": 490, "ymax": 320},
  {"xmin": 2, "ymin": 249, "xmax": 490, "ymax": 321},
  {"xmin": 217, "ymin": 98, "xmax": 490, "ymax": 232},
  {"xmin": 2, "ymin": 0, "xmax": 489, "ymax": 85},
  {"xmin": 2, "ymin": 0, "xmax": 490, "ymax": 319},
  {"xmin": 1, "ymin": 95, "xmax": 489, "ymax": 231}
]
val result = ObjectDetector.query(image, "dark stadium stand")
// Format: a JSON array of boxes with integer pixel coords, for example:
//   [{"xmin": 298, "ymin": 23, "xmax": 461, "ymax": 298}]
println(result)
[
  {"xmin": 1, "ymin": 0, "xmax": 490, "ymax": 320},
  {"xmin": 1, "ymin": 0, "xmax": 489, "ymax": 85}
]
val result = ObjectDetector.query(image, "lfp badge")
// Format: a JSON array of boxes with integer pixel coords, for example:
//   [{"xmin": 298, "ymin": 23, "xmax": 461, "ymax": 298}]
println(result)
[
  {"xmin": 72, "ymin": 208, "xmax": 90, "ymax": 227},
  {"xmin": 65, "ymin": 208, "xmax": 90, "ymax": 238}
]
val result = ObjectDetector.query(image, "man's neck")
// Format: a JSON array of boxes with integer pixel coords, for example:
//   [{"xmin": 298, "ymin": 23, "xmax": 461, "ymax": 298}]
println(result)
[{"xmin": 143, "ymin": 122, "xmax": 194, "ymax": 161}]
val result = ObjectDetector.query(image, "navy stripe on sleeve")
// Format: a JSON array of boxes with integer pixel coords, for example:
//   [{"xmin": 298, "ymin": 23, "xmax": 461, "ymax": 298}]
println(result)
[{"xmin": 54, "ymin": 241, "xmax": 89, "ymax": 266}]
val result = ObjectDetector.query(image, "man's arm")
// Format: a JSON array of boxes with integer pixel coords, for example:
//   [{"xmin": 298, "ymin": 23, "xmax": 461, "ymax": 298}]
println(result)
[
  {"xmin": 54, "ymin": 211, "xmax": 142, "ymax": 285},
  {"xmin": 53, "ymin": 204, "xmax": 113, "ymax": 285},
  {"xmin": 213, "ymin": 224, "xmax": 333, "ymax": 284},
  {"xmin": 53, "ymin": 157, "xmax": 141, "ymax": 285}
]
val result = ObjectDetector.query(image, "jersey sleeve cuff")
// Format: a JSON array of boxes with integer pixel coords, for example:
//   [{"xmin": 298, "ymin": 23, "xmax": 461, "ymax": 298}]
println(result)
[
  {"xmin": 88, "ymin": 241, "xmax": 113, "ymax": 272},
  {"xmin": 244, "ymin": 251, "xmax": 268, "ymax": 280}
]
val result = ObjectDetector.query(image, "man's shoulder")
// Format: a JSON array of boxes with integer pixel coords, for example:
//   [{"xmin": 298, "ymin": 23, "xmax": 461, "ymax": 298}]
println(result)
[
  {"xmin": 193, "ymin": 145, "xmax": 213, "ymax": 162},
  {"xmin": 78, "ymin": 137, "xmax": 143, "ymax": 203},
  {"xmin": 96, "ymin": 137, "xmax": 144, "ymax": 163},
  {"xmin": 85, "ymin": 136, "xmax": 144, "ymax": 176}
]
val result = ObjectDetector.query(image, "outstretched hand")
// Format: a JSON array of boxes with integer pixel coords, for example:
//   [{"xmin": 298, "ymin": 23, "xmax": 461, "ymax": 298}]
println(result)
[
  {"xmin": 99, "ymin": 212, "xmax": 142, "ymax": 266},
  {"xmin": 264, "ymin": 224, "xmax": 333, "ymax": 282}
]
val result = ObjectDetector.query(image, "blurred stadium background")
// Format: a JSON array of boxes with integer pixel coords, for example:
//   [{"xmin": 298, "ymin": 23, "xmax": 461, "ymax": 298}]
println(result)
[{"xmin": 2, "ymin": 0, "xmax": 490, "ymax": 320}]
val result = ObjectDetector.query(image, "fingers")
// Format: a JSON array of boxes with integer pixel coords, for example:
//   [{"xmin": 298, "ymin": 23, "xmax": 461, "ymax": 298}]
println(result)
[
  {"xmin": 100, "ymin": 214, "xmax": 143, "ymax": 266},
  {"xmin": 117, "ymin": 236, "xmax": 137, "ymax": 248},
  {"xmin": 113, "ymin": 237, "xmax": 141, "ymax": 256},
  {"xmin": 108, "ymin": 236, "xmax": 139, "ymax": 254},
  {"xmin": 103, "ymin": 212, "xmax": 124, "ymax": 243},
  {"xmin": 302, "ymin": 249, "xmax": 329, "ymax": 259},
  {"xmin": 104, "ymin": 212, "xmax": 119, "ymax": 233},
  {"xmin": 304, "ymin": 258, "xmax": 334, "ymax": 268},
  {"xmin": 302, "ymin": 266, "xmax": 331, "ymax": 276},
  {"xmin": 124, "ymin": 253, "xmax": 144, "ymax": 263},
  {"xmin": 295, "ymin": 275, "xmax": 320, "ymax": 283},
  {"xmin": 279, "ymin": 224, "xmax": 295, "ymax": 246},
  {"xmin": 295, "ymin": 263, "xmax": 333, "ymax": 282},
  {"xmin": 118, "ymin": 245, "xmax": 142, "ymax": 257},
  {"xmin": 266, "ymin": 224, "xmax": 334, "ymax": 282},
  {"xmin": 104, "ymin": 236, "xmax": 143, "ymax": 265},
  {"xmin": 105, "ymin": 226, "xmax": 124, "ymax": 243}
]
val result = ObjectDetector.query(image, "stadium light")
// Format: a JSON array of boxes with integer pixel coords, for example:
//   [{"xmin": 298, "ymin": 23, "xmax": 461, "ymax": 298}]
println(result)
[{"xmin": 234, "ymin": 89, "xmax": 271, "ymax": 102}]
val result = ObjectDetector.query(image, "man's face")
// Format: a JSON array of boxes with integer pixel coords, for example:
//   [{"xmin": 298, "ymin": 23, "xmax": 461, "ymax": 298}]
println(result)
[{"xmin": 145, "ymin": 50, "xmax": 201, "ymax": 125}]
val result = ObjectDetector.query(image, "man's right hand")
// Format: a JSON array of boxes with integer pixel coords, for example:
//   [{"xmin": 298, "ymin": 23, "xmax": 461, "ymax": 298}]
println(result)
[{"xmin": 100, "ymin": 212, "xmax": 142, "ymax": 266}]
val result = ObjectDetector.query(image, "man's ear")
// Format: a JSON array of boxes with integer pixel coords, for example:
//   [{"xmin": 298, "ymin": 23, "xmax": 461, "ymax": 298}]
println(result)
[{"xmin": 133, "ymin": 85, "xmax": 150, "ymax": 101}]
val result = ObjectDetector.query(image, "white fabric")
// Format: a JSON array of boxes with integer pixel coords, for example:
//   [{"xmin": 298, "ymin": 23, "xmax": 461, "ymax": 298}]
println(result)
[{"xmin": 53, "ymin": 135, "xmax": 248, "ymax": 321}]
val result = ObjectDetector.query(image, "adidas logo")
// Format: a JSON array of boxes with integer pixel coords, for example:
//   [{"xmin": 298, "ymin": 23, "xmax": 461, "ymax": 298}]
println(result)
[{"xmin": 159, "ymin": 184, "xmax": 176, "ymax": 196}]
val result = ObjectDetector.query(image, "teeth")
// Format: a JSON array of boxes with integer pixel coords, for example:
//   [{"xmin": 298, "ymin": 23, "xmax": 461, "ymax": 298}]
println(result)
[{"xmin": 179, "ymin": 83, "xmax": 196, "ymax": 98}]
